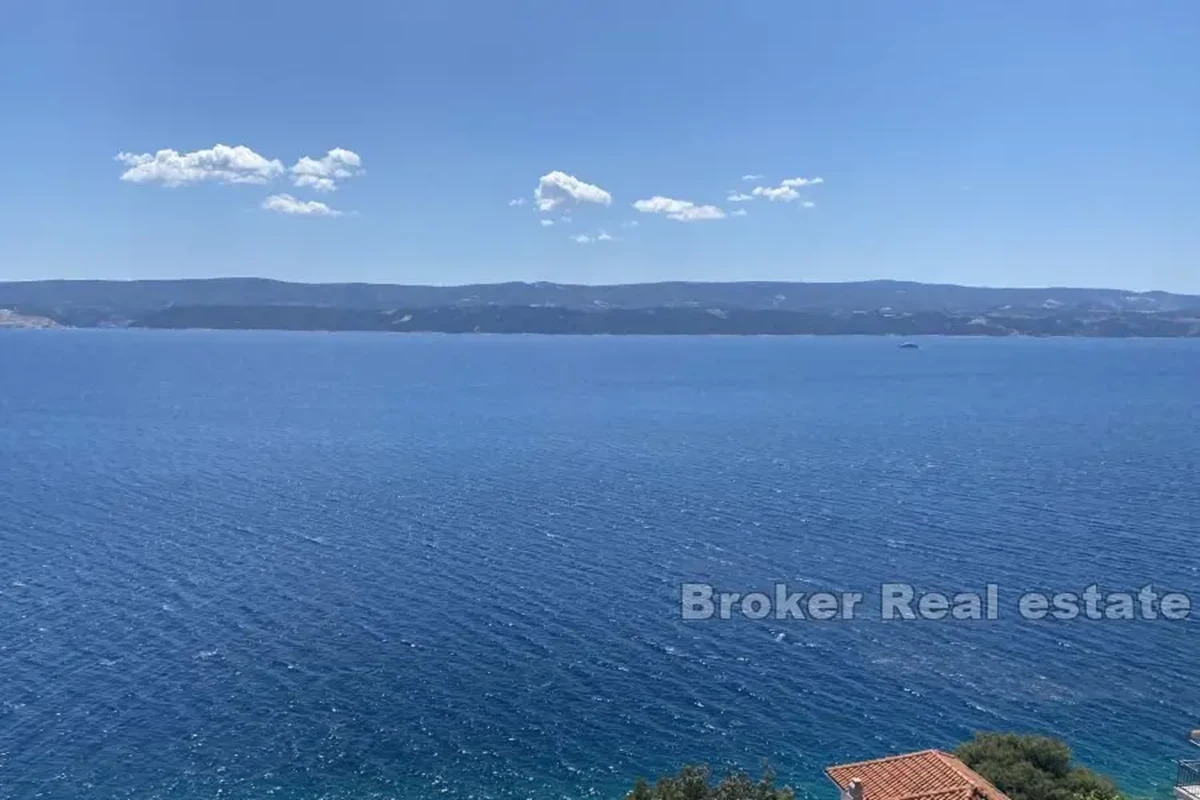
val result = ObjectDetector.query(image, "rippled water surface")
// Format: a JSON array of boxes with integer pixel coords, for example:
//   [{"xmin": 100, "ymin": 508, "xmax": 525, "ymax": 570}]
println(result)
[{"xmin": 1, "ymin": 331, "xmax": 1197, "ymax": 800}]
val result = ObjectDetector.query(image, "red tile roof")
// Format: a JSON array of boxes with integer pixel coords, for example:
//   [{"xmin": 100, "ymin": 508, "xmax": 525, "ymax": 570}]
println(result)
[{"xmin": 825, "ymin": 750, "xmax": 1012, "ymax": 800}]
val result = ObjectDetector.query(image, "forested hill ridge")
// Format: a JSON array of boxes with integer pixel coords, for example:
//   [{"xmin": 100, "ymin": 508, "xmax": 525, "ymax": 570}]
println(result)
[
  {"xmin": 2, "ymin": 278, "xmax": 1199, "ymax": 336},
  {"xmin": 3, "ymin": 278, "xmax": 1200, "ymax": 315}
]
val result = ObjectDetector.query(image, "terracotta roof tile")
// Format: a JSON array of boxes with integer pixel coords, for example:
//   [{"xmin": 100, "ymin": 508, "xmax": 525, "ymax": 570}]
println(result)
[{"xmin": 825, "ymin": 750, "xmax": 1012, "ymax": 800}]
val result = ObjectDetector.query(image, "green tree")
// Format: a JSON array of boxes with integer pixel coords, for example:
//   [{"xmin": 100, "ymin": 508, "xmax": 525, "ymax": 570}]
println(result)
[
  {"xmin": 626, "ymin": 763, "xmax": 793, "ymax": 800},
  {"xmin": 955, "ymin": 733, "xmax": 1122, "ymax": 800}
]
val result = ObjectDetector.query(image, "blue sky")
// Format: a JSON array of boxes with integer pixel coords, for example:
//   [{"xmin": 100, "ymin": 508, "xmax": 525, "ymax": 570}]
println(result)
[{"xmin": 2, "ymin": 1, "xmax": 1198, "ymax": 291}]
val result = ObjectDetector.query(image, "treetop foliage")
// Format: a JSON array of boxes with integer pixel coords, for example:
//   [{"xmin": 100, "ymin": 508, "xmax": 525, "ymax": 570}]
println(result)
[
  {"xmin": 625, "ymin": 763, "xmax": 793, "ymax": 800},
  {"xmin": 954, "ymin": 732, "xmax": 1123, "ymax": 800}
]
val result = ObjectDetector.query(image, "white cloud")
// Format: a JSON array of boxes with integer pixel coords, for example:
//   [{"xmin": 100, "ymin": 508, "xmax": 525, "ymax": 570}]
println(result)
[
  {"xmin": 751, "ymin": 185, "xmax": 800, "ymax": 202},
  {"xmin": 731, "ymin": 208, "xmax": 748, "ymax": 217},
  {"xmin": 540, "ymin": 219, "xmax": 555, "ymax": 226},
  {"xmin": 632, "ymin": 195, "xmax": 726, "ymax": 222},
  {"xmin": 620, "ymin": 220, "xmax": 639, "ymax": 228},
  {"xmin": 509, "ymin": 197, "xmax": 526, "ymax": 207},
  {"xmin": 290, "ymin": 148, "xmax": 364, "ymax": 193},
  {"xmin": 572, "ymin": 230, "xmax": 614, "ymax": 244},
  {"xmin": 534, "ymin": 170, "xmax": 612, "ymax": 212},
  {"xmin": 741, "ymin": 174, "xmax": 764, "ymax": 181},
  {"xmin": 116, "ymin": 144, "xmax": 284, "ymax": 186},
  {"xmin": 262, "ymin": 193, "xmax": 344, "ymax": 217},
  {"xmin": 780, "ymin": 176, "xmax": 824, "ymax": 188},
  {"xmin": 727, "ymin": 191, "xmax": 754, "ymax": 202},
  {"xmin": 748, "ymin": 176, "xmax": 825, "ymax": 202},
  {"xmin": 802, "ymin": 201, "xmax": 816, "ymax": 208}
]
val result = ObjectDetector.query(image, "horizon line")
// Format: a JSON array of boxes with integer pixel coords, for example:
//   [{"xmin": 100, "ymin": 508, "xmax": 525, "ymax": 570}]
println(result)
[{"xmin": 1, "ymin": 275, "xmax": 1194, "ymax": 296}]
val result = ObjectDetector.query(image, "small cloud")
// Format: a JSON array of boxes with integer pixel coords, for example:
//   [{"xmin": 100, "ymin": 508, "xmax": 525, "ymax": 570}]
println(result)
[
  {"xmin": 508, "ymin": 197, "xmax": 527, "ymax": 207},
  {"xmin": 780, "ymin": 176, "xmax": 824, "ymax": 188},
  {"xmin": 632, "ymin": 195, "xmax": 726, "ymax": 222},
  {"xmin": 749, "ymin": 176, "xmax": 825, "ymax": 203},
  {"xmin": 560, "ymin": 215, "xmax": 572, "ymax": 223},
  {"xmin": 619, "ymin": 220, "xmax": 639, "ymax": 228},
  {"xmin": 802, "ymin": 201, "xmax": 815, "ymax": 208},
  {"xmin": 727, "ymin": 192, "xmax": 754, "ymax": 202},
  {"xmin": 572, "ymin": 230, "xmax": 614, "ymax": 244},
  {"xmin": 751, "ymin": 185, "xmax": 799, "ymax": 202},
  {"xmin": 741, "ymin": 174, "xmax": 764, "ymax": 181},
  {"xmin": 731, "ymin": 208, "xmax": 748, "ymax": 217},
  {"xmin": 262, "ymin": 193, "xmax": 344, "ymax": 216},
  {"xmin": 540, "ymin": 219, "xmax": 555, "ymax": 226},
  {"xmin": 116, "ymin": 144, "xmax": 284, "ymax": 186},
  {"xmin": 534, "ymin": 170, "xmax": 612, "ymax": 212},
  {"xmin": 290, "ymin": 148, "xmax": 364, "ymax": 193}
]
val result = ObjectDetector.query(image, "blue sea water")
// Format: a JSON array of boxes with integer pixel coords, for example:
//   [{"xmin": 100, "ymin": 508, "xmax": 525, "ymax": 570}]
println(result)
[{"xmin": 1, "ymin": 331, "xmax": 1198, "ymax": 800}]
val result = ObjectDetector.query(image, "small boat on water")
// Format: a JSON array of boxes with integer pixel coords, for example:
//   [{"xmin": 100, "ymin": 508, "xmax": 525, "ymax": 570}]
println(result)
[{"xmin": 898, "ymin": 341, "xmax": 920, "ymax": 349}]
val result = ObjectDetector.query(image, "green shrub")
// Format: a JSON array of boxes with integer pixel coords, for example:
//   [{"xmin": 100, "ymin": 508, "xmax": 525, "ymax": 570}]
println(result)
[
  {"xmin": 955, "ymin": 733, "xmax": 1122, "ymax": 800},
  {"xmin": 626, "ymin": 764, "xmax": 793, "ymax": 800}
]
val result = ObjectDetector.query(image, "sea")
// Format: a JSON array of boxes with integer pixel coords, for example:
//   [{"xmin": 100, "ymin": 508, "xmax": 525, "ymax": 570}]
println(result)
[{"xmin": 1, "ymin": 331, "xmax": 1197, "ymax": 800}]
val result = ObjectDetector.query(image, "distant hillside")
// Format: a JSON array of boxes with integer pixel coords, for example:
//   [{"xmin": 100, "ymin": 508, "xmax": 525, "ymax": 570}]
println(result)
[
  {"xmin": 131, "ymin": 304, "xmax": 1200, "ymax": 337},
  {"xmin": 2, "ymin": 278, "xmax": 1199, "ymax": 323}
]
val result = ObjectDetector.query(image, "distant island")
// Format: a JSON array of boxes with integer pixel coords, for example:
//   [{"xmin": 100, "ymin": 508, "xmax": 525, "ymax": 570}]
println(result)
[{"xmin": 2, "ymin": 278, "xmax": 1198, "ymax": 336}]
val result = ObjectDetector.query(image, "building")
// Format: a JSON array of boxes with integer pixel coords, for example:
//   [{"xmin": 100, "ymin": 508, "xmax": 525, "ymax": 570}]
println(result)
[
  {"xmin": 1177, "ymin": 758, "xmax": 1200, "ymax": 800},
  {"xmin": 825, "ymin": 749, "xmax": 1012, "ymax": 800},
  {"xmin": 1175, "ymin": 730, "xmax": 1200, "ymax": 800}
]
